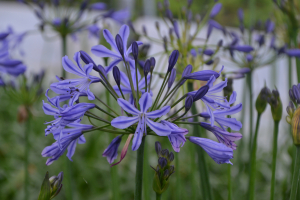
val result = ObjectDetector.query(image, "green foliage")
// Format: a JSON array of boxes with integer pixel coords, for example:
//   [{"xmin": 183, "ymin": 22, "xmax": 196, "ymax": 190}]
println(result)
[{"xmin": 38, "ymin": 172, "xmax": 51, "ymax": 200}]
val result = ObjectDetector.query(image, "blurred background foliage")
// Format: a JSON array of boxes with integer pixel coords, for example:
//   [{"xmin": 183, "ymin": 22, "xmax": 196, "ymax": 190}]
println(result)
[{"xmin": 0, "ymin": 0, "xmax": 294, "ymax": 200}]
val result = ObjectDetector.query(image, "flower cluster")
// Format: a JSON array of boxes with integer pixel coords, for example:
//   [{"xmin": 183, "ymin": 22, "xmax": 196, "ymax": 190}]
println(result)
[{"xmin": 42, "ymin": 24, "xmax": 243, "ymax": 166}]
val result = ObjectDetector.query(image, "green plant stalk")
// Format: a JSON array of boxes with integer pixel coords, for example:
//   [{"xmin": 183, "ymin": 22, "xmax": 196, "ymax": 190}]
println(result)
[
  {"xmin": 61, "ymin": 33, "xmax": 73, "ymax": 200},
  {"xmin": 270, "ymin": 121, "xmax": 280, "ymax": 200},
  {"xmin": 156, "ymin": 193, "xmax": 162, "ymax": 200},
  {"xmin": 143, "ymin": 139, "xmax": 150, "ymax": 200},
  {"xmin": 135, "ymin": 137, "xmax": 146, "ymax": 200},
  {"xmin": 175, "ymin": 153, "xmax": 181, "ymax": 200},
  {"xmin": 62, "ymin": 35, "xmax": 67, "ymax": 78},
  {"xmin": 151, "ymin": 72, "xmax": 170, "ymax": 111},
  {"xmin": 106, "ymin": 84, "xmax": 120, "ymax": 200},
  {"xmin": 290, "ymin": 145, "xmax": 300, "ymax": 200},
  {"xmin": 289, "ymin": 56, "xmax": 292, "ymax": 88},
  {"xmin": 228, "ymin": 165, "xmax": 232, "ymax": 200},
  {"xmin": 292, "ymin": 36, "xmax": 300, "ymax": 83},
  {"xmin": 248, "ymin": 113, "xmax": 261, "ymax": 200},
  {"xmin": 247, "ymin": 72, "xmax": 254, "ymax": 153},
  {"xmin": 24, "ymin": 116, "xmax": 30, "ymax": 200},
  {"xmin": 188, "ymin": 82, "xmax": 212, "ymax": 200}
]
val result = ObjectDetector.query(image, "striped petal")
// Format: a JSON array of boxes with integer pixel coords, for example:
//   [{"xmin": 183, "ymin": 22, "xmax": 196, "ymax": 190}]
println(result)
[
  {"xmin": 118, "ymin": 25, "xmax": 129, "ymax": 55},
  {"xmin": 146, "ymin": 106, "xmax": 170, "ymax": 118},
  {"xmin": 111, "ymin": 116, "xmax": 139, "ymax": 129},
  {"xmin": 91, "ymin": 45, "xmax": 121, "ymax": 59},
  {"xmin": 132, "ymin": 120, "xmax": 144, "ymax": 151},
  {"xmin": 139, "ymin": 92, "xmax": 152, "ymax": 113},
  {"xmin": 62, "ymin": 56, "xmax": 85, "ymax": 77},
  {"xmin": 117, "ymin": 98, "xmax": 140, "ymax": 115},
  {"xmin": 146, "ymin": 118, "xmax": 171, "ymax": 136},
  {"xmin": 103, "ymin": 29, "xmax": 118, "ymax": 52},
  {"xmin": 105, "ymin": 58, "xmax": 122, "ymax": 73}
]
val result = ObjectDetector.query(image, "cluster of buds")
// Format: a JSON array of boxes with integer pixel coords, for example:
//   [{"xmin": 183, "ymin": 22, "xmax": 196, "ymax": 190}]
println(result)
[
  {"xmin": 38, "ymin": 171, "xmax": 63, "ymax": 200},
  {"xmin": 152, "ymin": 142, "xmax": 175, "ymax": 195},
  {"xmin": 287, "ymin": 84, "xmax": 300, "ymax": 145}
]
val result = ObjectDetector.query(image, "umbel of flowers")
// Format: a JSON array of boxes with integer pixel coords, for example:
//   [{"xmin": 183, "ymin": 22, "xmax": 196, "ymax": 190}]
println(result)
[{"xmin": 42, "ymin": 24, "xmax": 243, "ymax": 167}]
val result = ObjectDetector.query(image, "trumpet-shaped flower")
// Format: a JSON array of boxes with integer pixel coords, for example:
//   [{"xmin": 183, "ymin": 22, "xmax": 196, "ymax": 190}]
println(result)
[
  {"xmin": 111, "ymin": 93, "xmax": 171, "ymax": 151},
  {"xmin": 200, "ymin": 122, "xmax": 242, "ymax": 150},
  {"xmin": 188, "ymin": 74, "xmax": 229, "ymax": 126},
  {"xmin": 102, "ymin": 135, "xmax": 122, "ymax": 164},
  {"xmin": 91, "ymin": 25, "xmax": 142, "ymax": 73},
  {"xmin": 189, "ymin": 137, "xmax": 233, "ymax": 164},
  {"xmin": 161, "ymin": 120, "xmax": 188, "ymax": 152},
  {"xmin": 54, "ymin": 52, "xmax": 101, "ymax": 102},
  {"xmin": 42, "ymin": 122, "xmax": 92, "ymax": 165}
]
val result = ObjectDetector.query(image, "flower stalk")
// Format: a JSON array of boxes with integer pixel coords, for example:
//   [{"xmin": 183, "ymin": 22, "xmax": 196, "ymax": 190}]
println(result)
[
  {"xmin": 270, "ymin": 120, "xmax": 280, "ymax": 200},
  {"xmin": 290, "ymin": 145, "xmax": 300, "ymax": 200},
  {"xmin": 135, "ymin": 137, "xmax": 146, "ymax": 200},
  {"xmin": 24, "ymin": 115, "xmax": 30, "ymax": 200}
]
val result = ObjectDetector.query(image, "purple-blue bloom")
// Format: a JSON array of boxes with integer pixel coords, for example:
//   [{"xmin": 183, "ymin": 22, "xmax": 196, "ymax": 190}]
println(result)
[
  {"xmin": 210, "ymin": 3, "xmax": 222, "ymax": 18},
  {"xmin": 111, "ymin": 93, "xmax": 171, "ymax": 151},
  {"xmin": 53, "ymin": 52, "xmax": 101, "ymax": 103},
  {"xmin": 90, "ymin": 3, "xmax": 106, "ymax": 10},
  {"xmin": 189, "ymin": 136, "xmax": 234, "ymax": 164},
  {"xmin": 285, "ymin": 49, "xmax": 300, "ymax": 57},
  {"xmin": 91, "ymin": 25, "xmax": 143, "ymax": 72},
  {"xmin": 199, "ymin": 122, "xmax": 242, "ymax": 150},
  {"xmin": 161, "ymin": 120, "xmax": 188, "ymax": 152},
  {"xmin": 42, "ymin": 121, "xmax": 92, "ymax": 165},
  {"xmin": 102, "ymin": 135, "xmax": 122, "ymax": 164}
]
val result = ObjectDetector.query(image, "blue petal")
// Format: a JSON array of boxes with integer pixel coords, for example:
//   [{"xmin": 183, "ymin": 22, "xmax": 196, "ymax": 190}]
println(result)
[
  {"xmin": 132, "ymin": 120, "xmax": 144, "ymax": 151},
  {"xmin": 105, "ymin": 58, "xmax": 122, "ymax": 73},
  {"xmin": 62, "ymin": 56, "xmax": 85, "ymax": 77},
  {"xmin": 103, "ymin": 29, "xmax": 118, "ymax": 52},
  {"xmin": 215, "ymin": 117, "xmax": 242, "ymax": 131},
  {"xmin": 214, "ymin": 103, "xmax": 242, "ymax": 116},
  {"xmin": 146, "ymin": 118, "xmax": 171, "ymax": 136},
  {"xmin": 146, "ymin": 106, "xmax": 170, "ymax": 118},
  {"xmin": 118, "ymin": 25, "xmax": 129, "ymax": 56},
  {"xmin": 111, "ymin": 116, "xmax": 139, "ymax": 129},
  {"xmin": 208, "ymin": 79, "xmax": 227, "ymax": 94},
  {"xmin": 117, "ymin": 98, "xmax": 140, "ymax": 115},
  {"xmin": 66, "ymin": 140, "xmax": 78, "ymax": 161},
  {"xmin": 42, "ymin": 101, "xmax": 59, "ymax": 115},
  {"xmin": 126, "ymin": 41, "xmax": 143, "ymax": 55},
  {"xmin": 139, "ymin": 92, "xmax": 152, "ymax": 113},
  {"xmin": 91, "ymin": 45, "xmax": 121, "ymax": 58}
]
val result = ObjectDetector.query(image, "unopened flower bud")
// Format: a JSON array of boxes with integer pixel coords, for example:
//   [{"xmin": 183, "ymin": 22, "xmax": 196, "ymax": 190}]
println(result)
[
  {"xmin": 155, "ymin": 141, "xmax": 162, "ymax": 156},
  {"xmin": 144, "ymin": 59, "xmax": 151, "ymax": 76},
  {"xmin": 269, "ymin": 89, "xmax": 282, "ymax": 122},
  {"xmin": 155, "ymin": 21, "xmax": 160, "ymax": 31},
  {"xmin": 168, "ymin": 68, "xmax": 176, "ymax": 89},
  {"xmin": 158, "ymin": 157, "xmax": 167, "ymax": 168},
  {"xmin": 185, "ymin": 95, "xmax": 193, "ymax": 112},
  {"xmin": 115, "ymin": 34, "xmax": 124, "ymax": 56},
  {"xmin": 255, "ymin": 87, "xmax": 270, "ymax": 114},
  {"xmin": 168, "ymin": 152, "xmax": 174, "ymax": 162},
  {"xmin": 80, "ymin": 50, "xmax": 98, "ymax": 71},
  {"xmin": 113, "ymin": 66, "xmax": 121, "ymax": 86},
  {"xmin": 161, "ymin": 149, "xmax": 169, "ymax": 157},
  {"xmin": 291, "ymin": 107, "xmax": 300, "ymax": 145},
  {"xmin": 168, "ymin": 50, "xmax": 179, "ymax": 72},
  {"xmin": 132, "ymin": 41, "xmax": 139, "ymax": 60},
  {"xmin": 150, "ymin": 57, "xmax": 156, "ymax": 70},
  {"xmin": 38, "ymin": 171, "xmax": 63, "ymax": 200},
  {"xmin": 164, "ymin": 169, "xmax": 169, "ymax": 178},
  {"xmin": 193, "ymin": 85, "xmax": 209, "ymax": 102}
]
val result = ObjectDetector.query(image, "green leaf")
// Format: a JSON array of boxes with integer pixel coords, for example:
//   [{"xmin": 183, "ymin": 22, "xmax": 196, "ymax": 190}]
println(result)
[{"xmin": 38, "ymin": 171, "xmax": 51, "ymax": 200}]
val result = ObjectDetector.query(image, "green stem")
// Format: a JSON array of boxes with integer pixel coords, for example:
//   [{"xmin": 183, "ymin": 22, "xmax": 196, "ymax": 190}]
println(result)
[
  {"xmin": 62, "ymin": 35, "xmax": 67, "ymax": 78},
  {"xmin": 24, "ymin": 116, "xmax": 30, "ymax": 200},
  {"xmin": 228, "ymin": 165, "xmax": 232, "ymax": 200},
  {"xmin": 135, "ymin": 137, "xmax": 146, "ymax": 200},
  {"xmin": 290, "ymin": 145, "xmax": 300, "ymax": 200},
  {"xmin": 292, "ymin": 37, "xmax": 300, "ymax": 83},
  {"xmin": 289, "ymin": 56, "xmax": 292, "ymax": 88},
  {"xmin": 64, "ymin": 157, "xmax": 73, "ymax": 200},
  {"xmin": 151, "ymin": 72, "xmax": 170, "ymax": 111},
  {"xmin": 156, "ymin": 193, "xmax": 162, "ymax": 200},
  {"xmin": 188, "ymin": 82, "xmax": 212, "ymax": 200},
  {"xmin": 247, "ymin": 72, "xmax": 254, "ymax": 153},
  {"xmin": 175, "ymin": 153, "xmax": 181, "ymax": 200},
  {"xmin": 248, "ymin": 113, "xmax": 261, "ymax": 200},
  {"xmin": 270, "ymin": 120, "xmax": 280, "ymax": 200}
]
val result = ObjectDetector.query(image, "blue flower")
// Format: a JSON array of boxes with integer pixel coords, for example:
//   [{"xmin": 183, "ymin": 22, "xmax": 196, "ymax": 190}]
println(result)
[
  {"xmin": 189, "ymin": 137, "xmax": 233, "ymax": 164},
  {"xmin": 112, "ymin": 70, "xmax": 151, "ymax": 104},
  {"xmin": 86, "ymin": 24, "xmax": 100, "ymax": 39},
  {"xmin": 42, "ymin": 121, "xmax": 93, "ymax": 165},
  {"xmin": 200, "ymin": 102, "xmax": 243, "ymax": 131},
  {"xmin": 161, "ymin": 120, "xmax": 188, "ymax": 152},
  {"xmin": 43, "ymin": 90, "xmax": 95, "ymax": 145},
  {"xmin": 199, "ymin": 122, "xmax": 242, "ymax": 150},
  {"xmin": 111, "ymin": 92, "xmax": 171, "ymax": 151},
  {"xmin": 54, "ymin": 52, "xmax": 101, "ymax": 102},
  {"xmin": 102, "ymin": 135, "xmax": 122, "ymax": 164},
  {"xmin": 188, "ymin": 74, "xmax": 229, "ymax": 126},
  {"xmin": 91, "ymin": 25, "xmax": 142, "ymax": 73}
]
